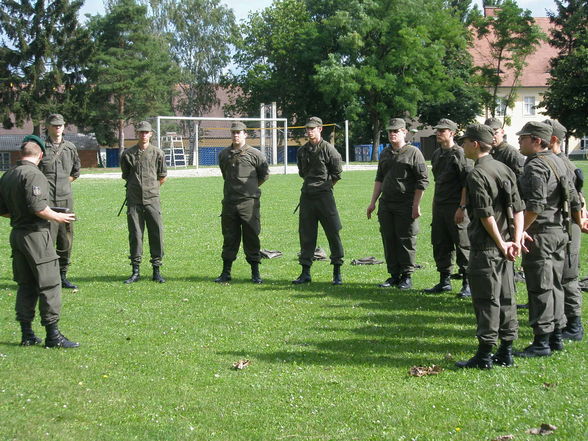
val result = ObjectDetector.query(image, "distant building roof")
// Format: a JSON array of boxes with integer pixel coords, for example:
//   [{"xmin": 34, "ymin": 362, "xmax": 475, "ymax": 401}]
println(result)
[{"xmin": 0, "ymin": 134, "xmax": 99, "ymax": 151}]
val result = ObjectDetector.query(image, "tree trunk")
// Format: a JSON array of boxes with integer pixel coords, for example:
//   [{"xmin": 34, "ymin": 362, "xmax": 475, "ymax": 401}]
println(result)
[
  {"xmin": 118, "ymin": 97, "xmax": 125, "ymax": 158},
  {"xmin": 371, "ymin": 118, "xmax": 381, "ymax": 162}
]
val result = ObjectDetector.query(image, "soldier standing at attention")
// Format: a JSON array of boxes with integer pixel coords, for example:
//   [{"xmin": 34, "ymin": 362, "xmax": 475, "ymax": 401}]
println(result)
[
  {"xmin": 214, "ymin": 121, "xmax": 269, "ymax": 284},
  {"xmin": 39, "ymin": 114, "xmax": 81, "ymax": 290},
  {"xmin": 454, "ymin": 124, "xmax": 524, "ymax": 369},
  {"xmin": 292, "ymin": 117, "xmax": 344, "ymax": 285},
  {"xmin": 0, "ymin": 136, "xmax": 79, "ymax": 348},
  {"xmin": 424, "ymin": 118, "xmax": 472, "ymax": 298},
  {"xmin": 484, "ymin": 117, "xmax": 525, "ymax": 177},
  {"xmin": 367, "ymin": 118, "xmax": 429, "ymax": 290},
  {"xmin": 543, "ymin": 119, "xmax": 585, "ymax": 341},
  {"xmin": 120, "ymin": 121, "xmax": 167, "ymax": 284},
  {"xmin": 515, "ymin": 122, "xmax": 582, "ymax": 357}
]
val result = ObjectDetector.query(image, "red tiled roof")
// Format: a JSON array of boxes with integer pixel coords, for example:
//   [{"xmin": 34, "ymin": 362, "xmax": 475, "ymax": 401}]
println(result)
[{"xmin": 470, "ymin": 17, "xmax": 559, "ymax": 87}]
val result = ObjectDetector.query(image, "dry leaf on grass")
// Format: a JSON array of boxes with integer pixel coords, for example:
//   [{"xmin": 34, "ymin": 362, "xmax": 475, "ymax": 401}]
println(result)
[
  {"xmin": 542, "ymin": 382, "xmax": 557, "ymax": 389},
  {"xmin": 232, "ymin": 359, "xmax": 251, "ymax": 370},
  {"xmin": 492, "ymin": 435, "xmax": 515, "ymax": 441},
  {"xmin": 526, "ymin": 423, "xmax": 557, "ymax": 435},
  {"xmin": 409, "ymin": 365, "xmax": 443, "ymax": 377}
]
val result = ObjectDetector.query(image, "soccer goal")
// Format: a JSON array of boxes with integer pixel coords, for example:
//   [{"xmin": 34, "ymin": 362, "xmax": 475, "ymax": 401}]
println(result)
[{"xmin": 154, "ymin": 116, "xmax": 290, "ymax": 173}]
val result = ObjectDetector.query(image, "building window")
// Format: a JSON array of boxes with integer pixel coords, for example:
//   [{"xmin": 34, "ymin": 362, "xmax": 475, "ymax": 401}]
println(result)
[
  {"xmin": 0, "ymin": 152, "xmax": 10, "ymax": 171},
  {"xmin": 580, "ymin": 136, "xmax": 588, "ymax": 150},
  {"xmin": 523, "ymin": 96, "xmax": 536, "ymax": 116},
  {"xmin": 495, "ymin": 97, "xmax": 507, "ymax": 116}
]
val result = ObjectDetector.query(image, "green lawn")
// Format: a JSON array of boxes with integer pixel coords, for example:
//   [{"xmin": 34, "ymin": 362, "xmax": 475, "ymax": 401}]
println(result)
[{"xmin": 0, "ymin": 164, "xmax": 586, "ymax": 441}]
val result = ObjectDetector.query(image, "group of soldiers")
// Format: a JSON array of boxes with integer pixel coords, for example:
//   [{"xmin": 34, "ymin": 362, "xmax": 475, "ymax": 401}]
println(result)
[{"xmin": 0, "ymin": 114, "xmax": 586, "ymax": 367}]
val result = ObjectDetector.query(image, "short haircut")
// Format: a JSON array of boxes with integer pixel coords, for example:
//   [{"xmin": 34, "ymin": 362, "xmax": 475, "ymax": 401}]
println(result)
[
  {"xmin": 21, "ymin": 141, "xmax": 42, "ymax": 157},
  {"xmin": 533, "ymin": 137, "xmax": 549, "ymax": 149},
  {"xmin": 478, "ymin": 140, "xmax": 492, "ymax": 153}
]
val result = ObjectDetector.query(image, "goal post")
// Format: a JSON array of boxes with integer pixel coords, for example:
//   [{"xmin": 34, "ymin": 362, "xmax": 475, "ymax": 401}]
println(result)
[{"xmin": 154, "ymin": 116, "xmax": 290, "ymax": 174}]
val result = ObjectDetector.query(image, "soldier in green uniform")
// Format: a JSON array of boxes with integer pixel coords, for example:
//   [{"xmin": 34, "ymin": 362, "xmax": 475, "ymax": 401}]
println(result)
[
  {"xmin": 424, "ymin": 118, "xmax": 472, "ymax": 298},
  {"xmin": 367, "ymin": 118, "xmax": 429, "ymax": 290},
  {"xmin": 39, "ymin": 114, "xmax": 81, "ymax": 290},
  {"xmin": 485, "ymin": 117, "xmax": 525, "ymax": 177},
  {"xmin": 454, "ymin": 124, "xmax": 524, "ymax": 369},
  {"xmin": 543, "ymin": 119, "xmax": 585, "ymax": 341},
  {"xmin": 215, "ymin": 121, "xmax": 270, "ymax": 284},
  {"xmin": 0, "ymin": 136, "xmax": 79, "ymax": 348},
  {"xmin": 515, "ymin": 121, "xmax": 583, "ymax": 357},
  {"xmin": 292, "ymin": 117, "xmax": 344, "ymax": 285},
  {"xmin": 120, "ymin": 121, "xmax": 168, "ymax": 284}
]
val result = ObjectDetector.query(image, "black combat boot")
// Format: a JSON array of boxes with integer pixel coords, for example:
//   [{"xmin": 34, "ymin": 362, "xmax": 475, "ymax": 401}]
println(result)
[
  {"xmin": 424, "ymin": 271, "xmax": 451, "ymax": 293},
  {"xmin": 492, "ymin": 340, "xmax": 514, "ymax": 367},
  {"xmin": 397, "ymin": 273, "xmax": 412, "ymax": 290},
  {"xmin": 60, "ymin": 270, "xmax": 78, "ymax": 290},
  {"xmin": 152, "ymin": 266, "xmax": 166, "ymax": 283},
  {"xmin": 457, "ymin": 273, "xmax": 471, "ymax": 299},
  {"xmin": 44, "ymin": 323, "xmax": 79, "ymax": 349},
  {"xmin": 20, "ymin": 322, "xmax": 42, "ymax": 346},
  {"xmin": 214, "ymin": 260, "xmax": 232, "ymax": 283},
  {"xmin": 332, "ymin": 264, "xmax": 342, "ymax": 285},
  {"xmin": 124, "ymin": 264, "xmax": 140, "ymax": 284},
  {"xmin": 456, "ymin": 342, "xmax": 494, "ymax": 369},
  {"xmin": 514, "ymin": 333, "xmax": 551, "ymax": 357},
  {"xmin": 561, "ymin": 316, "xmax": 584, "ymax": 341},
  {"xmin": 292, "ymin": 265, "xmax": 311, "ymax": 284},
  {"xmin": 549, "ymin": 328, "xmax": 564, "ymax": 351},
  {"xmin": 251, "ymin": 261, "xmax": 262, "ymax": 284},
  {"xmin": 379, "ymin": 275, "xmax": 399, "ymax": 288}
]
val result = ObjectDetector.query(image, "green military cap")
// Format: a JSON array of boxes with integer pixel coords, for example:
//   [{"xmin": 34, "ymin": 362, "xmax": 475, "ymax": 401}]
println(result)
[
  {"xmin": 46, "ymin": 113, "xmax": 65, "ymax": 125},
  {"xmin": 484, "ymin": 117, "xmax": 503, "ymax": 130},
  {"xmin": 386, "ymin": 118, "xmax": 406, "ymax": 130},
  {"xmin": 542, "ymin": 119, "xmax": 567, "ymax": 141},
  {"xmin": 305, "ymin": 117, "xmax": 323, "ymax": 128},
  {"xmin": 458, "ymin": 124, "xmax": 494, "ymax": 145},
  {"xmin": 516, "ymin": 121, "xmax": 553, "ymax": 144},
  {"xmin": 136, "ymin": 121, "xmax": 153, "ymax": 132},
  {"xmin": 433, "ymin": 118, "xmax": 457, "ymax": 131},
  {"xmin": 230, "ymin": 121, "xmax": 247, "ymax": 131},
  {"xmin": 21, "ymin": 134, "xmax": 46, "ymax": 154}
]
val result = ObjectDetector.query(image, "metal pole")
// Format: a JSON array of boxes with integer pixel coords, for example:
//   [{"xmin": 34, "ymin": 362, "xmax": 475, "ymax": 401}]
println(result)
[
  {"xmin": 260, "ymin": 103, "xmax": 266, "ymax": 158},
  {"xmin": 345, "ymin": 120, "xmax": 349, "ymax": 168},
  {"xmin": 283, "ymin": 120, "xmax": 288, "ymax": 175},
  {"xmin": 271, "ymin": 102, "xmax": 278, "ymax": 165},
  {"xmin": 194, "ymin": 122, "xmax": 199, "ymax": 171}
]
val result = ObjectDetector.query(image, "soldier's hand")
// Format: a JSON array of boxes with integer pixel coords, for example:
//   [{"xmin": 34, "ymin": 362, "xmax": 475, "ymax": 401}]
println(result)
[
  {"xmin": 58, "ymin": 212, "xmax": 76, "ymax": 224},
  {"xmin": 520, "ymin": 231, "xmax": 533, "ymax": 253},
  {"xmin": 366, "ymin": 204, "xmax": 375, "ymax": 219},
  {"xmin": 454, "ymin": 207, "xmax": 465, "ymax": 224},
  {"xmin": 412, "ymin": 205, "xmax": 421, "ymax": 219},
  {"xmin": 581, "ymin": 218, "xmax": 588, "ymax": 234}
]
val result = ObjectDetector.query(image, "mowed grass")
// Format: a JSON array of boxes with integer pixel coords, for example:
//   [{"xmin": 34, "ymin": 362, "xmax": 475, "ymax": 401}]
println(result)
[{"xmin": 0, "ymin": 163, "xmax": 586, "ymax": 441}]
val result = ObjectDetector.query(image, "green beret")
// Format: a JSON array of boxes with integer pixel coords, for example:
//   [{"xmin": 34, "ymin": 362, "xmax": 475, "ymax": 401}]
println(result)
[
  {"xmin": 135, "ymin": 121, "xmax": 153, "ymax": 132},
  {"xmin": 386, "ymin": 118, "xmax": 406, "ymax": 130},
  {"xmin": 21, "ymin": 134, "xmax": 46, "ymax": 153},
  {"xmin": 305, "ymin": 117, "xmax": 323, "ymax": 128},
  {"xmin": 433, "ymin": 118, "xmax": 457, "ymax": 131},
  {"xmin": 458, "ymin": 124, "xmax": 494, "ymax": 145},
  {"xmin": 516, "ymin": 121, "xmax": 552, "ymax": 144},
  {"xmin": 542, "ymin": 119, "xmax": 567, "ymax": 141},
  {"xmin": 45, "ymin": 113, "xmax": 65, "ymax": 125},
  {"xmin": 484, "ymin": 117, "xmax": 503, "ymax": 130},
  {"xmin": 230, "ymin": 121, "xmax": 247, "ymax": 131}
]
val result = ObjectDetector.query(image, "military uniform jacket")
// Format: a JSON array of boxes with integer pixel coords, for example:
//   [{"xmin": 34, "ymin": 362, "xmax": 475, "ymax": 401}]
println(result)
[
  {"xmin": 431, "ymin": 143, "xmax": 471, "ymax": 205},
  {"xmin": 491, "ymin": 141, "xmax": 524, "ymax": 177},
  {"xmin": 376, "ymin": 144, "xmax": 429, "ymax": 205},
  {"xmin": 121, "ymin": 143, "xmax": 167, "ymax": 205},
  {"xmin": 466, "ymin": 155, "xmax": 525, "ymax": 250},
  {"xmin": 519, "ymin": 151, "xmax": 579, "ymax": 233},
  {"xmin": 218, "ymin": 144, "xmax": 269, "ymax": 202},
  {"xmin": 39, "ymin": 138, "xmax": 80, "ymax": 201},
  {"xmin": 556, "ymin": 152, "xmax": 584, "ymax": 199},
  {"xmin": 0, "ymin": 160, "xmax": 51, "ymax": 231},
  {"xmin": 297, "ymin": 139, "xmax": 342, "ymax": 195}
]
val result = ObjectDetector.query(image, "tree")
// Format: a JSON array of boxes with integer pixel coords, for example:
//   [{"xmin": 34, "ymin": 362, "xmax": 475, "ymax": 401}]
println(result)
[
  {"xmin": 79, "ymin": 0, "xmax": 178, "ymax": 151},
  {"xmin": 541, "ymin": 0, "xmax": 588, "ymax": 139},
  {"xmin": 0, "ymin": 0, "xmax": 88, "ymax": 133},
  {"xmin": 472, "ymin": 0, "xmax": 545, "ymax": 123}
]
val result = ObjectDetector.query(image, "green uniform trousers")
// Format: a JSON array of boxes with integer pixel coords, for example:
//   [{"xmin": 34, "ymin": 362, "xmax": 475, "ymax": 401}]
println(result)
[
  {"xmin": 127, "ymin": 201, "xmax": 164, "ymax": 266},
  {"xmin": 221, "ymin": 198, "xmax": 261, "ymax": 263},
  {"xmin": 378, "ymin": 200, "xmax": 418, "ymax": 277},
  {"xmin": 522, "ymin": 229, "xmax": 567, "ymax": 334},
  {"xmin": 298, "ymin": 192, "xmax": 343, "ymax": 266},
  {"xmin": 49, "ymin": 197, "xmax": 74, "ymax": 271},
  {"xmin": 431, "ymin": 204, "xmax": 470, "ymax": 274},
  {"xmin": 10, "ymin": 228, "xmax": 61, "ymax": 326},
  {"xmin": 563, "ymin": 223, "xmax": 582, "ymax": 318},
  {"xmin": 468, "ymin": 248, "xmax": 517, "ymax": 345}
]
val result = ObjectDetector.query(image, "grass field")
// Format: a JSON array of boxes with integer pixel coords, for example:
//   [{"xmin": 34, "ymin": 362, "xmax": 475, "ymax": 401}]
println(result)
[{"xmin": 0, "ymin": 163, "xmax": 586, "ymax": 441}]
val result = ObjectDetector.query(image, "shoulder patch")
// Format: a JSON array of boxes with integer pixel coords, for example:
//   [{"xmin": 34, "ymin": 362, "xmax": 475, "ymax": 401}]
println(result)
[{"xmin": 32, "ymin": 185, "xmax": 41, "ymax": 196}]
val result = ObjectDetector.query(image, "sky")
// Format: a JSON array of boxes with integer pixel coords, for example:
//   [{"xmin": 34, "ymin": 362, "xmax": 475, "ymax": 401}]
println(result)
[{"xmin": 79, "ymin": 0, "xmax": 559, "ymax": 22}]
